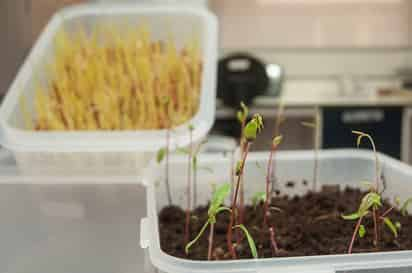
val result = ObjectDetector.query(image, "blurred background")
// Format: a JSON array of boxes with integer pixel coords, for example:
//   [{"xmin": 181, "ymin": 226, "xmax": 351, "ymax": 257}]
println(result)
[{"xmin": 3, "ymin": 0, "xmax": 412, "ymax": 161}]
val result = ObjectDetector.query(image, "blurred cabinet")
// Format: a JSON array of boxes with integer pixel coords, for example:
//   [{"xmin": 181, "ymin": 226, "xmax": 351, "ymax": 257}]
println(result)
[{"xmin": 322, "ymin": 107, "xmax": 403, "ymax": 159}]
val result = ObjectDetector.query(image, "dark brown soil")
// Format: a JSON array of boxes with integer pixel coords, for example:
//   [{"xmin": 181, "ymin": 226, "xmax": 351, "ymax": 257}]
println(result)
[{"xmin": 158, "ymin": 186, "xmax": 412, "ymax": 260}]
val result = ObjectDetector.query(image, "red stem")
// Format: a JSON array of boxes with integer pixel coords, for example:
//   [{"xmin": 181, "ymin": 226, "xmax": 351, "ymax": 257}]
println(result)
[
  {"xmin": 381, "ymin": 206, "xmax": 395, "ymax": 218},
  {"xmin": 264, "ymin": 142, "xmax": 276, "ymax": 227},
  {"xmin": 184, "ymin": 130, "xmax": 193, "ymax": 246},
  {"xmin": 208, "ymin": 223, "xmax": 215, "ymax": 260},
  {"xmin": 373, "ymin": 207, "xmax": 379, "ymax": 248},
  {"xmin": 239, "ymin": 121, "xmax": 246, "ymax": 227},
  {"xmin": 269, "ymin": 226, "xmax": 279, "ymax": 256},
  {"xmin": 348, "ymin": 216, "xmax": 364, "ymax": 254},
  {"xmin": 227, "ymin": 142, "xmax": 250, "ymax": 258}
]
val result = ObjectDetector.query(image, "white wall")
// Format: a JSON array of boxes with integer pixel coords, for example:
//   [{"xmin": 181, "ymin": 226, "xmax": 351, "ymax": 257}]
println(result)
[{"xmin": 211, "ymin": 0, "xmax": 411, "ymax": 49}]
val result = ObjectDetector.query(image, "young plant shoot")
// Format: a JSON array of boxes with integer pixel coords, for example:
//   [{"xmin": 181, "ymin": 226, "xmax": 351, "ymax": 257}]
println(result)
[
  {"xmin": 227, "ymin": 114, "xmax": 264, "ymax": 258},
  {"xmin": 184, "ymin": 124, "xmax": 195, "ymax": 245},
  {"xmin": 301, "ymin": 107, "xmax": 320, "ymax": 192},
  {"xmin": 343, "ymin": 130, "xmax": 404, "ymax": 253},
  {"xmin": 185, "ymin": 183, "xmax": 231, "ymax": 260},
  {"xmin": 192, "ymin": 140, "xmax": 208, "ymax": 207},
  {"xmin": 233, "ymin": 224, "xmax": 258, "ymax": 259},
  {"xmin": 236, "ymin": 102, "xmax": 249, "ymax": 227},
  {"xmin": 352, "ymin": 130, "xmax": 381, "ymax": 247}
]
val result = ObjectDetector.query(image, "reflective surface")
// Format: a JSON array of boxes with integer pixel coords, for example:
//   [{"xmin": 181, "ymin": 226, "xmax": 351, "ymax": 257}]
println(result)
[{"xmin": 0, "ymin": 184, "xmax": 147, "ymax": 273}]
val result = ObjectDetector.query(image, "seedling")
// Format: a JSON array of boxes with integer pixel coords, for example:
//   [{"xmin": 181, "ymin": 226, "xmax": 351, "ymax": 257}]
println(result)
[
  {"xmin": 156, "ymin": 96, "xmax": 173, "ymax": 205},
  {"xmin": 263, "ymin": 135, "xmax": 282, "ymax": 255},
  {"xmin": 233, "ymin": 224, "xmax": 258, "ymax": 259},
  {"xmin": 227, "ymin": 114, "xmax": 264, "ymax": 258},
  {"xmin": 192, "ymin": 139, "xmax": 208, "ymax": 207},
  {"xmin": 185, "ymin": 183, "xmax": 231, "ymax": 260},
  {"xmin": 352, "ymin": 130, "xmax": 380, "ymax": 247},
  {"xmin": 343, "ymin": 130, "xmax": 408, "ymax": 252},
  {"xmin": 236, "ymin": 102, "xmax": 249, "ymax": 227},
  {"xmin": 301, "ymin": 107, "xmax": 320, "ymax": 191},
  {"xmin": 184, "ymin": 124, "xmax": 195, "ymax": 245}
]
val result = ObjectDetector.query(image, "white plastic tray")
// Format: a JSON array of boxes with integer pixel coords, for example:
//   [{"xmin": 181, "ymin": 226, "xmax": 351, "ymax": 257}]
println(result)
[
  {"xmin": 141, "ymin": 149, "xmax": 412, "ymax": 273},
  {"xmin": 0, "ymin": 3, "xmax": 218, "ymax": 176}
]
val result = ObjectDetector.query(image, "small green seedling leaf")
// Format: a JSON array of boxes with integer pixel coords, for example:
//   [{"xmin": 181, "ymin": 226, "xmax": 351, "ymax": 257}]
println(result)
[
  {"xmin": 244, "ymin": 114, "xmax": 264, "ymax": 141},
  {"xmin": 272, "ymin": 135, "xmax": 283, "ymax": 146},
  {"xmin": 359, "ymin": 192, "xmax": 382, "ymax": 215},
  {"xmin": 237, "ymin": 101, "xmax": 249, "ymax": 123},
  {"xmin": 401, "ymin": 198, "xmax": 412, "ymax": 216},
  {"xmin": 301, "ymin": 121, "xmax": 315, "ymax": 128},
  {"xmin": 156, "ymin": 148, "xmax": 166, "ymax": 163},
  {"xmin": 359, "ymin": 225, "xmax": 366, "ymax": 238},
  {"xmin": 251, "ymin": 191, "xmax": 266, "ymax": 208},
  {"xmin": 383, "ymin": 217, "xmax": 398, "ymax": 237},
  {"xmin": 208, "ymin": 183, "xmax": 231, "ymax": 217},
  {"xmin": 188, "ymin": 124, "xmax": 195, "ymax": 131},
  {"xmin": 233, "ymin": 224, "xmax": 258, "ymax": 259},
  {"xmin": 395, "ymin": 221, "xmax": 402, "ymax": 230},
  {"xmin": 186, "ymin": 184, "xmax": 232, "ymax": 255},
  {"xmin": 235, "ymin": 160, "xmax": 243, "ymax": 176},
  {"xmin": 342, "ymin": 212, "xmax": 362, "ymax": 220},
  {"xmin": 185, "ymin": 219, "xmax": 210, "ymax": 254}
]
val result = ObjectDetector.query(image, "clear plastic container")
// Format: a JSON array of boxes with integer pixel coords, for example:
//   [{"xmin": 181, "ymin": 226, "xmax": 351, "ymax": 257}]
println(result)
[
  {"xmin": 140, "ymin": 149, "xmax": 412, "ymax": 273},
  {"xmin": 0, "ymin": 3, "xmax": 218, "ymax": 176}
]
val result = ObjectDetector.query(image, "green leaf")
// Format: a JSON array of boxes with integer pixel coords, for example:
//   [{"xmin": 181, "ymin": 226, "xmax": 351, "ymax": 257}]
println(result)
[
  {"xmin": 235, "ymin": 160, "xmax": 243, "ymax": 176},
  {"xmin": 272, "ymin": 135, "xmax": 283, "ymax": 146},
  {"xmin": 358, "ymin": 224, "xmax": 366, "ymax": 238},
  {"xmin": 233, "ymin": 224, "xmax": 258, "ymax": 259},
  {"xmin": 208, "ymin": 183, "xmax": 231, "ymax": 217},
  {"xmin": 251, "ymin": 191, "xmax": 266, "ymax": 208},
  {"xmin": 342, "ymin": 212, "xmax": 361, "ymax": 220},
  {"xmin": 401, "ymin": 197, "xmax": 412, "ymax": 216},
  {"xmin": 156, "ymin": 148, "xmax": 166, "ymax": 163},
  {"xmin": 359, "ymin": 192, "xmax": 382, "ymax": 215},
  {"xmin": 185, "ymin": 219, "xmax": 210, "ymax": 254},
  {"xmin": 244, "ymin": 114, "xmax": 263, "ymax": 141},
  {"xmin": 395, "ymin": 221, "xmax": 402, "ymax": 230},
  {"xmin": 237, "ymin": 102, "xmax": 249, "ymax": 123},
  {"xmin": 383, "ymin": 217, "xmax": 398, "ymax": 237},
  {"xmin": 188, "ymin": 124, "xmax": 194, "ymax": 131}
]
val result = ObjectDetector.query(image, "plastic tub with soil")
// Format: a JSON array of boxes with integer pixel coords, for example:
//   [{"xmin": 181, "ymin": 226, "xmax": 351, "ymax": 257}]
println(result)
[{"xmin": 141, "ymin": 150, "xmax": 412, "ymax": 273}]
